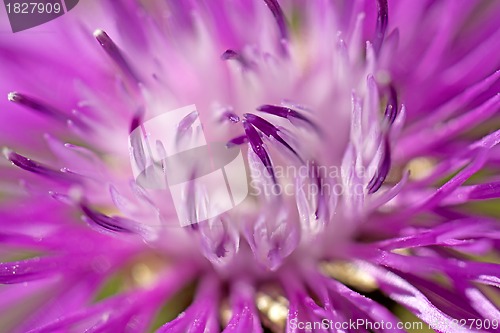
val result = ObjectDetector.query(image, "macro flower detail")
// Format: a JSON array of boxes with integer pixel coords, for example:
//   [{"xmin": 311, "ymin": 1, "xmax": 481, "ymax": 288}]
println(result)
[{"xmin": 0, "ymin": 1, "xmax": 499, "ymax": 333}]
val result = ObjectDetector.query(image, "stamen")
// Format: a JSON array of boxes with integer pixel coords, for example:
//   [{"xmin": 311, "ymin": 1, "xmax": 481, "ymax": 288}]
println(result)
[
  {"xmin": 175, "ymin": 110, "xmax": 201, "ymax": 151},
  {"xmin": 8, "ymin": 92, "xmax": 63, "ymax": 121},
  {"xmin": 176, "ymin": 110, "xmax": 198, "ymax": 140},
  {"xmin": 130, "ymin": 108, "xmax": 145, "ymax": 133},
  {"xmin": 219, "ymin": 110, "xmax": 240, "ymax": 123},
  {"xmin": 257, "ymin": 104, "xmax": 320, "ymax": 132},
  {"xmin": 80, "ymin": 203, "xmax": 134, "ymax": 233},
  {"xmin": 367, "ymin": 137, "xmax": 391, "ymax": 193},
  {"xmin": 130, "ymin": 129, "xmax": 147, "ymax": 173},
  {"xmin": 221, "ymin": 49, "xmax": 257, "ymax": 69},
  {"xmin": 184, "ymin": 170, "xmax": 201, "ymax": 230},
  {"xmin": 226, "ymin": 134, "xmax": 248, "ymax": 148},
  {"xmin": 215, "ymin": 241, "xmax": 227, "ymax": 258},
  {"xmin": 197, "ymin": 216, "xmax": 240, "ymax": 265},
  {"xmin": 3, "ymin": 148, "xmax": 79, "ymax": 183},
  {"xmin": 221, "ymin": 49, "xmax": 240, "ymax": 61},
  {"xmin": 7, "ymin": 92, "xmax": 87, "ymax": 129},
  {"xmin": 383, "ymin": 84, "xmax": 398, "ymax": 125},
  {"xmin": 262, "ymin": 0, "xmax": 289, "ymax": 54},
  {"xmin": 296, "ymin": 161, "xmax": 332, "ymax": 235},
  {"xmin": 49, "ymin": 191, "xmax": 73, "ymax": 205},
  {"xmin": 93, "ymin": 29, "xmax": 140, "ymax": 84},
  {"xmin": 373, "ymin": 0, "xmax": 388, "ymax": 55},
  {"xmin": 311, "ymin": 163, "xmax": 325, "ymax": 219},
  {"xmin": 243, "ymin": 120, "xmax": 276, "ymax": 183},
  {"xmin": 221, "ymin": 49, "xmax": 251, "ymax": 69},
  {"xmin": 244, "ymin": 113, "xmax": 303, "ymax": 163}
]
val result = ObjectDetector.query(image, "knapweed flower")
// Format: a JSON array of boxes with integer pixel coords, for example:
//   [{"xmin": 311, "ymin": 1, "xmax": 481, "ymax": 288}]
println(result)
[{"xmin": 0, "ymin": 0, "xmax": 499, "ymax": 332}]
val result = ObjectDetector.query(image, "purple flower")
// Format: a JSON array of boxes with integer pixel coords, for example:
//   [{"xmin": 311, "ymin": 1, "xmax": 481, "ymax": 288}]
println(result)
[{"xmin": 1, "ymin": 1, "xmax": 499, "ymax": 332}]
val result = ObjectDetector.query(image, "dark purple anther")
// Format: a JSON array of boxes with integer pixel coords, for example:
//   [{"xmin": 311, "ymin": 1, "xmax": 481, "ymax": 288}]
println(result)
[
  {"xmin": 221, "ymin": 49, "xmax": 255, "ymax": 69},
  {"xmin": 4, "ymin": 149, "xmax": 79, "ymax": 184},
  {"xmin": 130, "ymin": 108, "xmax": 145, "ymax": 132},
  {"xmin": 94, "ymin": 29, "xmax": 140, "ymax": 84},
  {"xmin": 257, "ymin": 104, "xmax": 321, "ymax": 132},
  {"xmin": 215, "ymin": 236, "xmax": 228, "ymax": 258},
  {"xmin": 8, "ymin": 92, "xmax": 66, "ymax": 122},
  {"xmin": 221, "ymin": 49, "xmax": 245, "ymax": 68},
  {"xmin": 468, "ymin": 182, "xmax": 500, "ymax": 200},
  {"xmin": 186, "ymin": 170, "xmax": 200, "ymax": 230},
  {"xmin": 81, "ymin": 203, "xmax": 133, "ymax": 233},
  {"xmin": 130, "ymin": 132, "xmax": 147, "ymax": 172},
  {"xmin": 221, "ymin": 49, "xmax": 243, "ymax": 63},
  {"xmin": 384, "ymin": 84, "xmax": 398, "ymax": 125},
  {"xmin": 373, "ymin": 0, "xmax": 388, "ymax": 55},
  {"xmin": 262, "ymin": 0, "xmax": 289, "ymax": 54},
  {"xmin": 8, "ymin": 92, "xmax": 87, "ymax": 130},
  {"xmin": 367, "ymin": 137, "xmax": 391, "ymax": 194},
  {"xmin": 311, "ymin": 163, "xmax": 325, "ymax": 219},
  {"xmin": 178, "ymin": 110, "xmax": 198, "ymax": 132},
  {"xmin": 226, "ymin": 134, "xmax": 248, "ymax": 148},
  {"xmin": 244, "ymin": 113, "xmax": 303, "ymax": 163},
  {"xmin": 243, "ymin": 120, "xmax": 276, "ymax": 183},
  {"xmin": 220, "ymin": 110, "xmax": 240, "ymax": 123},
  {"xmin": 176, "ymin": 110, "xmax": 199, "ymax": 145}
]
